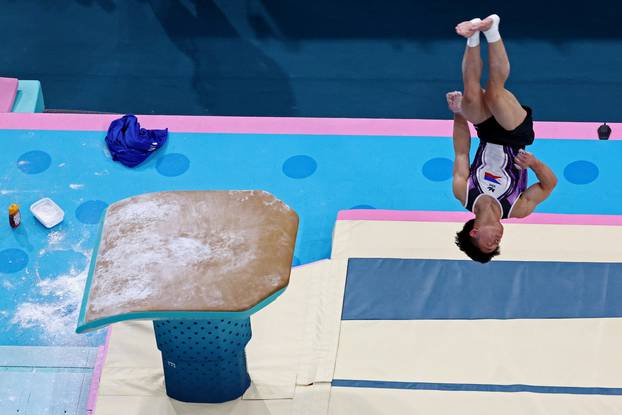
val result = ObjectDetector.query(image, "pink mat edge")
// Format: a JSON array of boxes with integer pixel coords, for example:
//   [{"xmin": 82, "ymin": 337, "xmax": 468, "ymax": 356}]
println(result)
[
  {"xmin": 86, "ymin": 327, "xmax": 112, "ymax": 414},
  {"xmin": 0, "ymin": 113, "xmax": 619, "ymax": 139},
  {"xmin": 337, "ymin": 209, "xmax": 622, "ymax": 226},
  {"xmin": 0, "ymin": 78, "xmax": 18, "ymax": 113}
]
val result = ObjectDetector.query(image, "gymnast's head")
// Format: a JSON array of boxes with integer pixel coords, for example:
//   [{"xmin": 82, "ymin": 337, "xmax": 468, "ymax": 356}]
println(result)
[{"xmin": 455, "ymin": 219, "xmax": 502, "ymax": 263}]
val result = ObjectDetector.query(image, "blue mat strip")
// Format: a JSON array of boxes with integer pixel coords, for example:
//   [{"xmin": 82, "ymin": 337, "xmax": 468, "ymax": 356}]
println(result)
[
  {"xmin": 343, "ymin": 258, "xmax": 622, "ymax": 320},
  {"xmin": 332, "ymin": 379, "xmax": 622, "ymax": 396}
]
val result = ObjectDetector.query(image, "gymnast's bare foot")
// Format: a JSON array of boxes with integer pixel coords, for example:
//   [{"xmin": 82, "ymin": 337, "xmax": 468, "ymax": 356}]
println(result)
[
  {"xmin": 455, "ymin": 19, "xmax": 481, "ymax": 38},
  {"xmin": 456, "ymin": 15, "xmax": 498, "ymax": 38}
]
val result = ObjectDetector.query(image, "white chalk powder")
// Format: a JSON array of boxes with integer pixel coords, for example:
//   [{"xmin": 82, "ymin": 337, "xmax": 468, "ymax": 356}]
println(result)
[
  {"xmin": 88, "ymin": 197, "xmax": 257, "ymax": 313},
  {"xmin": 1, "ymin": 189, "xmax": 40, "ymax": 195},
  {"xmin": 47, "ymin": 230, "xmax": 66, "ymax": 246},
  {"xmin": 35, "ymin": 204, "xmax": 57, "ymax": 220},
  {"xmin": 12, "ymin": 268, "xmax": 88, "ymax": 345}
]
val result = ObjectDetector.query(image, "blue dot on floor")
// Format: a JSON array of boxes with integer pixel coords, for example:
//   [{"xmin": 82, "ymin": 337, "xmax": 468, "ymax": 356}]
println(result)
[
  {"xmin": 351, "ymin": 205, "xmax": 376, "ymax": 209},
  {"xmin": 283, "ymin": 155, "xmax": 317, "ymax": 179},
  {"xmin": 156, "ymin": 153, "xmax": 190, "ymax": 177},
  {"xmin": 422, "ymin": 157, "xmax": 453, "ymax": 182},
  {"xmin": 76, "ymin": 200, "xmax": 109, "ymax": 225},
  {"xmin": 17, "ymin": 150, "xmax": 52, "ymax": 174},
  {"xmin": 0, "ymin": 249, "xmax": 29, "ymax": 274},
  {"xmin": 564, "ymin": 160, "xmax": 599, "ymax": 185}
]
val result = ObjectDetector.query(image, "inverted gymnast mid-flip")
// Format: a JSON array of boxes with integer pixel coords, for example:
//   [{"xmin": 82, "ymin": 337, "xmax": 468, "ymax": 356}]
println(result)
[{"xmin": 448, "ymin": 14, "xmax": 558, "ymax": 263}]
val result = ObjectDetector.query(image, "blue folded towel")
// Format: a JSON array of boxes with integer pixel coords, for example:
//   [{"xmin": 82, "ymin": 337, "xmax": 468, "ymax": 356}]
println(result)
[{"xmin": 105, "ymin": 114, "xmax": 168, "ymax": 167}]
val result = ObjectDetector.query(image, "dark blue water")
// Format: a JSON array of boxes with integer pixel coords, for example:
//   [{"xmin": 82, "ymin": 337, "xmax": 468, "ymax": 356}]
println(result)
[{"xmin": 1, "ymin": 0, "xmax": 620, "ymax": 121}]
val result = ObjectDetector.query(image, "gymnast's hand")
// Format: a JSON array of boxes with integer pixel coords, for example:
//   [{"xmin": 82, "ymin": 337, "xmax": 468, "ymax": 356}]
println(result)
[
  {"xmin": 446, "ymin": 91, "xmax": 463, "ymax": 114},
  {"xmin": 514, "ymin": 149, "xmax": 537, "ymax": 169}
]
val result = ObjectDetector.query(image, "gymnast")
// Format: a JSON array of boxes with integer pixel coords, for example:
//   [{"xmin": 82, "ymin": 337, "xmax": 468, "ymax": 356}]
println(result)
[{"xmin": 448, "ymin": 14, "xmax": 558, "ymax": 263}]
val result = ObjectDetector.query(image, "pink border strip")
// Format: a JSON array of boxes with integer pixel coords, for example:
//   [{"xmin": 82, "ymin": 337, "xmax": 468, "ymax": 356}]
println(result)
[
  {"xmin": 0, "ymin": 113, "xmax": 619, "ymax": 139},
  {"xmin": 86, "ymin": 327, "xmax": 112, "ymax": 414},
  {"xmin": 0, "ymin": 77, "xmax": 18, "ymax": 112},
  {"xmin": 337, "ymin": 210, "xmax": 622, "ymax": 226}
]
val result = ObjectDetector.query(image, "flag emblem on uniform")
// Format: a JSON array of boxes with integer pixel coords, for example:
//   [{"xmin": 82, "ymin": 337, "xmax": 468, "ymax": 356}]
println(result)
[{"xmin": 484, "ymin": 172, "xmax": 502, "ymax": 184}]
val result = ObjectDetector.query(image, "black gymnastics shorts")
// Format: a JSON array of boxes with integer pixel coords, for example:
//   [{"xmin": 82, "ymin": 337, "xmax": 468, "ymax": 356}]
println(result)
[{"xmin": 474, "ymin": 105, "xmax": 535, "ymax": 149}]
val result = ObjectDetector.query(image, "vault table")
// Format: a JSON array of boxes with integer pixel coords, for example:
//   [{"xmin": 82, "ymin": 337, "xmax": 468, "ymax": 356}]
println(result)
[{"xmin": 77, "ymin": 190, "xmax": 298, "ymax": 403}]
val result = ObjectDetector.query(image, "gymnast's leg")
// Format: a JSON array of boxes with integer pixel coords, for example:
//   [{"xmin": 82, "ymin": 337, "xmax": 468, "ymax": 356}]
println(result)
[
  {"xmin": 455, "ymin": 18, "xmax": 492, "ymax": 125},
  {"xmin": 479, "ymin": 14, "xmax": 527, "ymax": 131}
]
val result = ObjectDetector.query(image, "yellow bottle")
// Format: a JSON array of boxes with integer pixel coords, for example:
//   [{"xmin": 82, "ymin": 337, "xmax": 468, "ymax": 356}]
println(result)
[{"xmin": 9, "ymin": 204, "xmax": 21, "ymax": 228}]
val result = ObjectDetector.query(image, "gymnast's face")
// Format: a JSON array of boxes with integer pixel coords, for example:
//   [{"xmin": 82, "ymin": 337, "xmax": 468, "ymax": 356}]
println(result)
[{"xmin": 470, "ymin": 222, "xmax": 503, "ymax": 253}]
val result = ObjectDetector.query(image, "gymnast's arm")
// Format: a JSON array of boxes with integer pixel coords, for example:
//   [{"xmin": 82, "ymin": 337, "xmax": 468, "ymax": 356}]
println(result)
[
  {"xmin": 510, "ymin": 153, "xmax": 558, "ymax": 218},
  {"xmin": 452, "ymin": 113, "xmax": 471, "ymax": 205}
]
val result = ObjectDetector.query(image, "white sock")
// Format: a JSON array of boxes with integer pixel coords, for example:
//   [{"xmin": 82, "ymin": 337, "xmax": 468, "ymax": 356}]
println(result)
[
  {"xmin": 483, "ymin": 14, "xmax": 501, "ymax": 43},
  {"xmin": 467, "ymin": 18, "xmax": 481, "ymax": 47}
]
